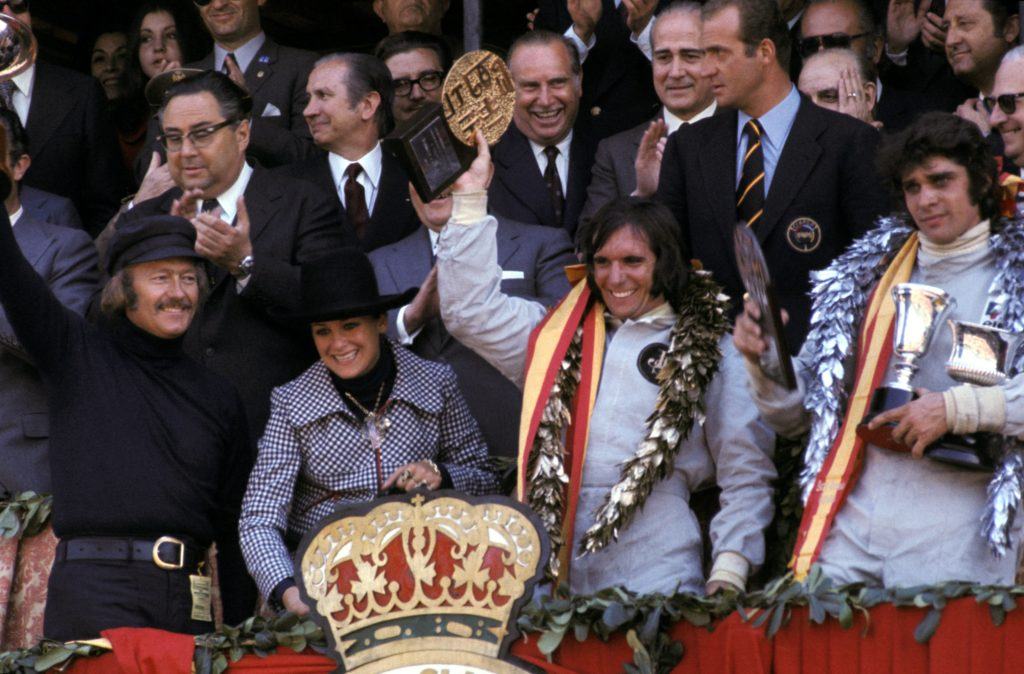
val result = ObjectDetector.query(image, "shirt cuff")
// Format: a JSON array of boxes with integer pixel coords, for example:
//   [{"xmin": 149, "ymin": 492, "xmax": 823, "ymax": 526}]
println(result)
[
  {"xmin": 271, "ymin": 577, "xmax": 297, "ymax": 610},
  {"xmin": 631, "ymin": 20, "xmax": 653, "ymax": 61},
  {"xmin": 885, "ymin": 45, "xmax": 909, "ymax": 66},
  {"xmin": 396, "ymin": 304, "xmax": 422, "ymax": 345},
  {"xmin": 944, "ymin": 384, "xmax": 1007, "ymax": 434},
  {"xmin": 743, "ymin": 356, "xmax": 789, "ymax": 399},
  {"xmin": 450, "ymin": 192, "xmax": 488, "ymax": 225},
  {"xmin": 234, "ymin": 274, "xmax": 251, "ymax": 293},
  {"xmin": 563, "ymin": 25, "xmax": 595, "ymax": 62},
  {"xmin": 707, "ymin": 551, "xmax": 750, "ymax": 591}
]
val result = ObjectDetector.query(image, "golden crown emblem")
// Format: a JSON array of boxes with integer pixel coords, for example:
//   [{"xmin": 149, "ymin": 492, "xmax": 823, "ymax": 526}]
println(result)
[{"xmin": 296, "ymin": 492, "xmax": 547, "ymax": 673}]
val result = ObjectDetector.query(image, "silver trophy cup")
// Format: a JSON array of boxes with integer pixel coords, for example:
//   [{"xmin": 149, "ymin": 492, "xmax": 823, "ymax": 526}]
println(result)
[
  {"xmin": 858, "ymin": 283, "xmax": 956, "ymax": 451},
  {"xmin": 925, "ymin": 321, "xmax": 1022, "ymax": 470}
]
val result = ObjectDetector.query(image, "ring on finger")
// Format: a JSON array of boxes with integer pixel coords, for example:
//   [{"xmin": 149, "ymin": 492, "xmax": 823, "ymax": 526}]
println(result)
[
  {"xmin": 400, "ymin": 469, "xmax": 413, "ymax": 482},
  {"xmin": 847, "ymin": 93, "xmax": 858, "ymax": 99},
  {"xmin": 418, "ymin": 479, "xmax": 428, "ymax": 488}
]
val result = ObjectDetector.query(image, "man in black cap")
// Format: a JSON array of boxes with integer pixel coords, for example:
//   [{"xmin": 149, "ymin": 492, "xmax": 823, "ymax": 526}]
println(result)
[{"xmin": 0, "ymin": 200, "xmax": 256, "ymax": 638}]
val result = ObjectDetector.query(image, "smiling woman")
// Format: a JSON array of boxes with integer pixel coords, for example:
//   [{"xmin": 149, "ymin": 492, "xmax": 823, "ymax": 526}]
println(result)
[{"xmin": 238, "ymin": 248, "xmax": 499, "ymax": 617}]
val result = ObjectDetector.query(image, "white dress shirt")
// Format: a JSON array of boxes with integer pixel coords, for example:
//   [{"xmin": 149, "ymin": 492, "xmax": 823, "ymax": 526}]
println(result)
[
  {"xmin": 8, "ymin": 63, "xmax": 33, "ymax": 128},
  {"xmin": 214, "ymin": 33, "xmax": 266, "ymax": 74},
  {"xmin": 328, "ymin": 143, "xmax": 383, "ymax": 215},
  {"xmin": 206, "ymin": 162, "xmax": 254, "ymax": 224},
  {"xmin": 528, "ymin": 132, "xmax": 572, "ymax": 194},
  {"xmin": 663, "ymin": 101, "xmax": 717, "ymax": 134},
  {"xmin": 9, "ymin": 205, "xmax": 23, "ymax": 227}
]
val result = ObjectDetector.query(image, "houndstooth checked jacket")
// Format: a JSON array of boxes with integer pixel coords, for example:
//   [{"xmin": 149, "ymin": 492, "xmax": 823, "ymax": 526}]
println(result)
[{"xmin": 239, "ymin": 341, "xmax": 499, "ymax": 599}]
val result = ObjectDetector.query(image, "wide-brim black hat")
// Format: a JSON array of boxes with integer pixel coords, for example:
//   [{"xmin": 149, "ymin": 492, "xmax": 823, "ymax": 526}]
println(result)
[{"xmin": 272, "ymin": 249, "xmax": 418, "ymax": 323}]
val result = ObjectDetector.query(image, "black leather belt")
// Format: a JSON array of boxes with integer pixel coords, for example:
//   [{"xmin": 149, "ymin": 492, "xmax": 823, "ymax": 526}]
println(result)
[{"xmin": 57, "ymin": 536, "xmax": 204, "ymax": 571}]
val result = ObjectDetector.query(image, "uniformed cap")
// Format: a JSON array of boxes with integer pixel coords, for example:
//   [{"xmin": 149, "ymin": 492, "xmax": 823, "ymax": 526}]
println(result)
[
  {"xmin": 107, "ymin": 215, "xmax": 202, "ymax": 274},
  {"xmin": 144, "ymin": 67, "xmax": 204, "ymax": 107}
]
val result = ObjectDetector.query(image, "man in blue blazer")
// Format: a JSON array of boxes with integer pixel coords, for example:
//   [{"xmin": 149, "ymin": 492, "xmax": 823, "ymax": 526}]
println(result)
[
  {"xmin": 370, "ymin": 183, "xmax": 575, "ymax": 459},
  {"xmin": 0, "ymin": 109, "xmax": 99, "ymax": 494}
]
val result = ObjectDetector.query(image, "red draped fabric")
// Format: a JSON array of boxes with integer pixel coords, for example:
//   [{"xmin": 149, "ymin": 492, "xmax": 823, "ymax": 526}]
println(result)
[{"xmin": 58, "ymin": 598, "xmax": 1024, "ymax": 673}]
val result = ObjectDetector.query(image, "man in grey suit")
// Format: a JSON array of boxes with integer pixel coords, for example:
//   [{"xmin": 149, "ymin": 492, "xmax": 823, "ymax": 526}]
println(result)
[
  {"xmin": 0, "ymin": 108, "xmax": 99, "ymax": 494},
  {"xmin": 582, "ymin": 2, "xmax": 717, "ymax": 222},
  {"xmin": 190, "ymin": 0, "xmax": 317, "ymax": 167},
  {"xmin": 369, "ymin": 183, "xmax": 575, "ymax": 460}
]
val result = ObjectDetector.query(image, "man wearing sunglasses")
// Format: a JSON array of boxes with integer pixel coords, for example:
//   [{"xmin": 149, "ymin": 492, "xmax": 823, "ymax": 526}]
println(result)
[
  {"xmin": 375, "ymin": 31, "xmax": 452, "ymax": 128},
  {"xmin": 188, "ymin": 0, "xmax": 317, "ymax": 168},
  {"xmin": 0, "ymin": 0, "xmax": 127, "ymax": 236},
  {"xmin": 797, "ymin": 0, "xmax": 938, "ymax": 131},
  {"xmin": 988, "ymin": 46, "xmax": 1024, "ymax": 215},
  {"xmin": 123, "ymin": 71, "xmax": 348, "ymax": 441}
]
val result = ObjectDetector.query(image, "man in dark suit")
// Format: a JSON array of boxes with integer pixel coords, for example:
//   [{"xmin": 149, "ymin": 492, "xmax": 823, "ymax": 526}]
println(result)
[
  {"xmin": 583, "ymin": 2, "xmax": 718, "ymax": 221},
  {"xmin": 369, "ymin": 183, "xmax": 574, "ymax": 459},
  {"xmin": 125, "ymin": 72, "xmax": 347, "ymax": 438},
  {"xmin": 0, "ymin": 4, "xmax": 126, "ymax": 236},
  {"xmin": 21, "ymin": 187, "xmax": 84, "ymax": 231},
  {"xmin": 376, "ymin": 31, "xmax": 453, "ymax": 128},
  {"xmin": 0, "ymin": 107, "xmax": 99, "ymax": 494},
  {"xmin": 276, "ymin": 53, "xmax": 419, "ymax": 252},
  {"xmin": 189, "ymin": 0, "xmax": 317, "ymax": 168},
  {"xmin": 656, "ymin": 0, "xmax": 889, "ymax": 347},
  {"xmin": 490, "ymin": 31, "xmax": 596, "ymax": 239},
  {"xmin": 798, "ymin": 0, "xmax": 940, "ymax": 131},
  {"xmin": 536, "ymin": 0, "xmax": 668, "ymax": 140}
]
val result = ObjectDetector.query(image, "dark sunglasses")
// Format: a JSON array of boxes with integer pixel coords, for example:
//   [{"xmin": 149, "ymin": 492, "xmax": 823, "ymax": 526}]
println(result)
[
  {"xmin": 797, "ymin": 32, "xmax": 869, "ymax": 58},
  {"xmin": 984, "ymin": 92, "xmax": 1024, "ymax": 115},
  {"xmin": 0, "ymin": 0, "xmax": 29, "ymax": 13}
]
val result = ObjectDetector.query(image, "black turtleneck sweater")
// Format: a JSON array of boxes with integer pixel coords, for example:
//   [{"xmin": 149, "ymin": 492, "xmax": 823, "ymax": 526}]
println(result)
[{"xmin": 0, "ymin": 211, "xmax": 257, "ymax": 623}]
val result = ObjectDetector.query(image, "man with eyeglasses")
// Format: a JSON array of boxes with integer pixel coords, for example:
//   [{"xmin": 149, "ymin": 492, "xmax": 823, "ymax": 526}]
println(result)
[
  {"xmin": 797, "ymin": 0, "xmax": 939, "ymax": 131},
  {"xmin": 656, "ymin": 0, "xmax": 889, "ymax": 348},
  {"xmin": 0, "ymin": 0, "xmax": 127, "ymax": 236},
  {"xmin": 988, "ymin": 46, "xmax": 1024, "ymax": 215},
  {"xmin": 375, "ymin": 31, "xmax": 452, "ymax": 128},
  {"xmin": 187, "ymin": 0, "xmax": 317, "ymax": 168},
  {"xmin": 123, "ymin": 71, "xmax": 347, "ymax": 441},
  {"xmin": 276, "ymin": 53, "xmax": 420, "ymax": 252}
]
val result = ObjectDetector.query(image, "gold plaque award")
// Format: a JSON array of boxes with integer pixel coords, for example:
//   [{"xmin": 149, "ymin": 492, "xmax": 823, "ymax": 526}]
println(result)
[{"xmin": 385, "ymin": 50, "xmax": 515, "ymax": 202}]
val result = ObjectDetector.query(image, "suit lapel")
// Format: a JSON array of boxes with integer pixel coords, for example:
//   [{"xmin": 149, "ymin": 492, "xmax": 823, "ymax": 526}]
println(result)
[
  {"xmin": 26, "ymin": 64, "xmax": 72, "ymax": 154},
  {"xmin": 497, "ymin": 220, "xmax": 520, "ymax": 268},
  {"xmin": 245, "ymin": 38, "xmax": 276, "ymax": 99},
  {"xmin": 757, "ymin": 98, "xmax": 823, "ymax": 244},
  {"xmin": 391, "ymin": 227, "xmax": 433, "ymax": 291},
  {"xmin": 243, "ymin": 167, "xmax": 280, "ymax": 247},
  {"xmin": 564, "ymin": 132, "xmax": 592, "ymax": 230},
  {"xmin": 697, "ymin": 111, "xmax": 740, "ymax": 242},
  {"xmin": 494, "ymin": 126, "xmax": 555, "ymax": 227},
  {"xmin": 12, "ymin": 219, "xmax": 51, "ymax": 268}
]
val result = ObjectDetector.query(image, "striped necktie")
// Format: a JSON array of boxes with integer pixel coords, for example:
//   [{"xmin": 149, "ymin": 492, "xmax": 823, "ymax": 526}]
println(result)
[{"xmin": 737, "ymin": 119, "xmax": 765, "ymax": 229}]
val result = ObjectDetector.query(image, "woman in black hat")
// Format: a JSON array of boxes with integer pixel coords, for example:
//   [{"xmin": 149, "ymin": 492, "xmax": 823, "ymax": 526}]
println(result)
[{"xmin": 238, "ymin": 249, "xmax": 499, "ymax": 616}]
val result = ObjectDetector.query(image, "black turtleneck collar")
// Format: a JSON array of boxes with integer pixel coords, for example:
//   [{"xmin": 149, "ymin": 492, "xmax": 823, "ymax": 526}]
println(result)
[
  {"xmin": 329, "ymin": 336, "xmax": 396, "ymax": 421},
  {"xmin": 108, "ymin": 314, "xmax": 187, "ymax": 361}
]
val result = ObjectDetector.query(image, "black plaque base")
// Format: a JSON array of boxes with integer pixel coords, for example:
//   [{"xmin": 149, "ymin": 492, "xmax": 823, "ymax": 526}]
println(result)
[
  {"xmin": 925, "ymin": 433, "xmax": 995, "ymax": 472},
  {"xmin": 856, "ymin": 385, "xmax": 916, "ymax": 452},
  {"xmin": 384, "ymin": 103, "xmax": 476, "ymax": 203}
]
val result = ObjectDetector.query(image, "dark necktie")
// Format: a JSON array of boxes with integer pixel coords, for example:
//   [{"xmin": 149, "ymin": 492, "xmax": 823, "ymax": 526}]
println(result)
[
  {"xmin": 543, "ymin": 145, "xmax": 565, "ymax": 226},
  {"xmin": 0, "ymin": 81, "xmax": 16, "ymax": 112},
  {"xmin": 222, "ymin": 53, "xmax": 236, "ymax": 75},
  {"xmin": 345, "ymin": 163, "xmax": 370, "ymax": 241},
  {"xmin": 737, "ymin": 119, "xmax": 765, "ymax": 229},
  {"xmin": 200, "ymin": 199, "xmax": 220, "ymax": 214}
]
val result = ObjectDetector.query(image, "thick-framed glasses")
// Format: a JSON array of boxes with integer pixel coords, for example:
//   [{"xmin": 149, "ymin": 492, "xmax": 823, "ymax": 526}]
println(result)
[
  {"xmin": 0, "ymin": 0, "xmax": 29, "ymax": 13},
  {"xmin": 158, "ymin": 118, "xmax": 238, "ymax": 152},
  {"xmin": 393, "ymin": 71, "xmax": 444, "ymax": 97},
  {"xmin": 985, "ymin": 92, "xmax": 1024, "ymax": 115},
  {"xmin": 797, "ymin": 32, "xmax": 869, "ymax": 58}
]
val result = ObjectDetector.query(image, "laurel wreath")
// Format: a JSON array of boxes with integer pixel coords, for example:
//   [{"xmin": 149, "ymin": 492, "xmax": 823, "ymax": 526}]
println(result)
[{"xmin": 525, "ymin": 271, "xmax": 729, "ymax": 576}]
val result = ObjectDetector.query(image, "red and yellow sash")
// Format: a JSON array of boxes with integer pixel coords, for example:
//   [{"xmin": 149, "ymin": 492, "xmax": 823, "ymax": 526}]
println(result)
[
  {"xmin": 790, "ymin": 233, "xmax": 919, "ymax": 580},
  {"xmin": 517, "ymin": 277, "xmax": 605, "ymax": 583}
]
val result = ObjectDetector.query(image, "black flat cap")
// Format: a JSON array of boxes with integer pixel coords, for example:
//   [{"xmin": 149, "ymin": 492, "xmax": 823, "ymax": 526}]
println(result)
[{"xmin": 107, "ymin": 215, "xmax": 202, "ymax": 274}]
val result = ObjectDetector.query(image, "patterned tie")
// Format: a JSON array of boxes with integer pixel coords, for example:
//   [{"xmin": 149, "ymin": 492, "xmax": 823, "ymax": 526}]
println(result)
[
  {"xmin": 222, "ymin": 53, "xmax": 236, "ymax": 75},
  {"xmin": 737, "ymin": 119, "xmax": 765, "ymax": 229},
  {"xmin": 0, "ymin": 80, "xmax": 16, "ymax": 112},
  {"xmin": 345, "ymin": 163, "xmax": 370, "ymax": 241},
  {"xmin": 543, "ymin": 145, "xmax": 565, "ymax": 227}
]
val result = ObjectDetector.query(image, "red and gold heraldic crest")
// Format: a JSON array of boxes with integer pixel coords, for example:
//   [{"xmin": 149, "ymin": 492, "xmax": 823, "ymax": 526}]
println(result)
[{"xmin": 295, "ymin": 492, "xmax": 549, "ymax": 674}]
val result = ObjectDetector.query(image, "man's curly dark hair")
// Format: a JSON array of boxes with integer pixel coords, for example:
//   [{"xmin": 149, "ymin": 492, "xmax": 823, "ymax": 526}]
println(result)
[{"xmin": 876, "ymin": 111, "xmax": 1000, "ymax": 223}]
